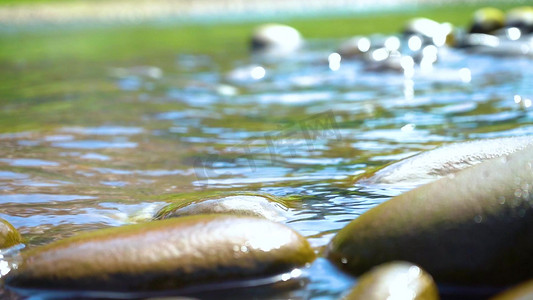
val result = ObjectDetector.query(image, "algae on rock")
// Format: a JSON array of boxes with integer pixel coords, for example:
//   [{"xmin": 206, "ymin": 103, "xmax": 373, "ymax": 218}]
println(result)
[{"xmin": 0, "ymin": 218, "xmax": 22, "ymax": 249}]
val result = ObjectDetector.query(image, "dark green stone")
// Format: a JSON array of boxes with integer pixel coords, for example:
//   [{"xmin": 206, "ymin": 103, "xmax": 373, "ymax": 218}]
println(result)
[
  {"xmin": 356, "ymin": 136, "xmax": 533, "ymax": 188},
  {"xmin": 0, "ymin": 218, "xmax": 22, "ymax": 249},
  {"xmin": 329, "ymin": 145, "xmax": 533, "ymax": 286}
]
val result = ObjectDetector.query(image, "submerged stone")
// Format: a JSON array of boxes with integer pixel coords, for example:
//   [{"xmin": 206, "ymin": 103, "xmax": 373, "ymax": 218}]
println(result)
[
  {"xmin": 337, "ymin": 36, "xmax": 372, "ymax": 58},
  {"xmin": 460, "ymin": 33, "xmax": 533, "ymax": 57},
  {"xmin": 153, "ymin": 193, "xmax": 290, "ymax": 222},
  {"xmin": 343, "ymin": 262, "xmax": 438, "ymax": 300},
  {"xmin": 329, "ymin": 144, "xmax": 533, "ymax": 286},
  {"xmin": 250, "ymin": 23, "xmax": 303, "ymax": 56},
  {"xmin": 491, "ymin": 279, "xmax": 533, "ymax": 299},
  {"xmin": 0, "ymin": 218, "xmax": 22, "ymax": 249},
  {"xmin": 356, "ymin": 136, "xmax": 533, "ymax": 189},
  {"xmin": 5, "ymin": 215, "xmax": 315, "ymax": 293}
]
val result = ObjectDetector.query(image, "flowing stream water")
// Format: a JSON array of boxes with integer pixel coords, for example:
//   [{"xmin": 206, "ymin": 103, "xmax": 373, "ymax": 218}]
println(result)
[{"xmin": 1, "ymin": 16, "xmax": 533, "ymax": 299}]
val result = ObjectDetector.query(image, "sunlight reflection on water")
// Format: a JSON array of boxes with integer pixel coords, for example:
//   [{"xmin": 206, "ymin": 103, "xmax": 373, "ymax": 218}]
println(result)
[{"xmin": 1, "ymin": 28, "xmax": 533, "ymax": 299}]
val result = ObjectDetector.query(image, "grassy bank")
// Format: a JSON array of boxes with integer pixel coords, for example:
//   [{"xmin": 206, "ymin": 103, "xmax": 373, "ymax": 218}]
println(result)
[
  {"xmin": 0, "ymin": 2, "xmax": 519, "ymax": 133},
  {"xmin": 0, "ymin": 2, "xmax": 520, "ymax": 64}
]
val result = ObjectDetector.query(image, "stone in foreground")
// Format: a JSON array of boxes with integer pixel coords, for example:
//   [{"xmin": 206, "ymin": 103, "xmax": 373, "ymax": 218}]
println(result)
[
  {"xmin": 356, "ymin": 136, "xmax": 533, "ymax": 189},
  {"xmin": 0, "ymin": 218, "xmax": 22, "ymax": 249},
  {"xmin": 343, "ymin": 262, "xmax": 439, "ymax": 300},
  {"xmin": 154, "ymin": 193, "xmax": 290, "ymax": 222},
  {"xmin": 5, "ymin": 215, "xmax": 315, "ymax": 293},
  {"xmin": 491, "ymin": 279, "xmax": 533, "ymax": 300},
  {"xmin": 329, "ymin": 144, "xmax": 533, "ymax": 286}
]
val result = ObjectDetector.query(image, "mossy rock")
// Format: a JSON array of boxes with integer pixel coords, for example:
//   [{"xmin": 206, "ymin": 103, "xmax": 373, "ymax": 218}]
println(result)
[
  {"xmin": 344, "ymin": 262, "xmax": 439, "ymax": 300},
  {"xmin": 491, "ymin": 279, "xmax": 533, "ymax": 300},
  {"xmin": 154, "ymin": 192, "xmax": 290, "ymax": 222},
  {"xmin": 0, "ymin": 218, "xmax": 22, "ymax": 249},
  {"xmin": 5, "ymin": 215, "xmax": 315, "ymax": 293},
  {"xmin": 329, "ymin": 144, "xmax": 533, "ymax": 286},
  {"xmin": 355, "ymin": 136, "xmax": 533, "ymax": 189},
  {"xmin": 469, "ymin": 7, "xmax": 505, "ymax": 34},
  {"xmin": 506, "ymin": 6, "xmax": 533, "ymax": 33}
]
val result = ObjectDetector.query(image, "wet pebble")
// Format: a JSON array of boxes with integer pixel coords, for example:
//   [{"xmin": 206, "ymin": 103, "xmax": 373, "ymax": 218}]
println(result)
[
  {"xmin": 328, "ymin": 144, "xmax": 533, "ymax": 286},
  {"xmin": 469, "ymin": 7, "xmax": 505, "ymax": 34},
  {"xmin": 343, "ymin": 262, "xmax": 438, "ymax": 300},
  {"xmin": 356, "ymin": 136, "xmax": 533, "ymax": 189},
  {"xmin": 460, "ymin": 6, "xmax": 533, "ymax": 55},
  {"xmin": 491, "ymin": 279, "xmax": 533, "ymax": 300},
  {"xmin": 250, "ymin": 23, "xmax": 303, "ymax": 56},
  {"xmin": 403, "ymin": 17, "xmax": 453, "ymax": 47},
  {"xmin": 0, "ymin": 218, "xmax": 22, "ymax": 249},
  {"xmin": 337, "ymin": 36, "xmax": 372, "ymax": 58},
  {"xmin": 5, "ymin": 215, "xmax": 315, "ymax": 294},
  {"xmin": 154, "ymin": 193, "xmax": 290, "ymax": 222},
  {"xmin": 506, "ymin": 6, "xmax": 533, "ymax": 34}
]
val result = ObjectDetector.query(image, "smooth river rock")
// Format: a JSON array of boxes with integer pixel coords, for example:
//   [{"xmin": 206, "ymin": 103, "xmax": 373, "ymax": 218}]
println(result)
[
  {"xmin": 328, "ymin": 144, "xmax": 533, "ymax": 286},
  {"xmin": 337, "ymin": 36, "xmax": 372, "ymax": 58},
  {"xmin": 344, "ymin": 262, "xmax": 439, "ymax": 300},
  {"xmin": 153, "ymin": 193, "xmax": 290, "ymax": 222},
  {"xmin": 5, "ymin": 215, "xmax": 315, "ymax": 293},
  {"xmin": 469, "ymin": 7, "xmax": 505, "ymax": 34},
  {"xmin": 250, "ymin": 23, "xmax": 303, "ymax": 56},
  {"xmin": 356, "ymin": 136, "xmax": 533, "ymax": 189},
  {"xmin": 506, "ymin": 6, "xmax": 533, "ymax": 34},
  {"xmin": 491, "ymin": 279, "xmax": 533, "ymax": 300},
  {"xmin": 403, "ymin": 17, "xmax": 453, "ymax": 47},
  {"xmin": 0, "ymin": 218, "xmax": 22, "ymax": 249}
]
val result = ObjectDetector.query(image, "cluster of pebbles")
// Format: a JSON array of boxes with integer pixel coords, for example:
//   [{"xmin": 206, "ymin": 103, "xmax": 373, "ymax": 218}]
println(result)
[
  {"xmin": 253, "ymin": 6, "xmax": 533, "ymax": 71},
  {"xmin": 3, "ymin": 136, "xmax": 533, "ymax": 299},
  {"xmin": 2, "ymin": 6, "xmax": 533, "ymax": 300}
]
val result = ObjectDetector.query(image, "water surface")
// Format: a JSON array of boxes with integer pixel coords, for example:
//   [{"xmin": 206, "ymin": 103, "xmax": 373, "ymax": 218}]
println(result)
[{"xmin": 1, "ymin": 18, "xmax": 533, "ymax": 299}]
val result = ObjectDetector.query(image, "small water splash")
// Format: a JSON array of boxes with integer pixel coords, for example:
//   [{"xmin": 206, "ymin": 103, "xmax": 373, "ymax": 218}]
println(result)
[
  {"xmin": 0, "ymin": 244, "xmax": 25, "ymax": 279},
  {"xmin": 98, "ymin": 202, "xmax": 168, "ymax": 224}
]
